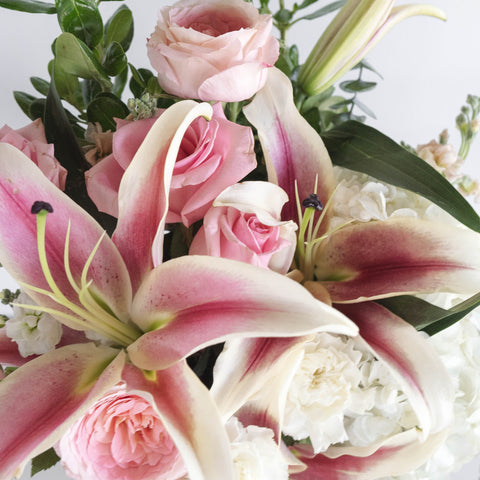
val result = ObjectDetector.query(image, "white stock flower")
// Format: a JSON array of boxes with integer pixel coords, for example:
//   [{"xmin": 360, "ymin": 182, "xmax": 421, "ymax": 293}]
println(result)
[
  {"xmin": 226, "ymin": 417, "xmax": 289, "ymax": 480},
  {"xmin": 5, "ymin": 292, "xmax": 62, "ymax": 357}
]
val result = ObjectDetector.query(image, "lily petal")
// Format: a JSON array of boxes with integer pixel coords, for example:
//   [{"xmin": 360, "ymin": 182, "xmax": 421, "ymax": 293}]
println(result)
[
  {"xmin": 315, "ymin": 217, "xmax": 480, "ymax": 302},
  {"xmin": 123, "ymin": 361, "xmax": 234, "ymax": 480},
  {"xmin": 112, "ymin": 101, "xmax": 213, "ymax": 292},
  {"xmin": 0, "ymin": 343, "xmax": 125, "ymax": 480},
  {"xmin": 0, "ymin": 143, "xmax": 132, "ymax": 326},
  {"xmin": 243, "ymin": 67, "xmax": 335, "ymax": 226},
  {"xmin": 292, "ymin": 429, "xmax": 447, "ymax": 480},
  {"xmin": 0, "ymin": 329, "xmax": 28, "ymax": 366},
  {"xmin": 211, "ymin": 337, "xmax": 307, "ymax": 434},
  {"xmin": 127, "ymin": 255, "xmax": 356, "ymax": 370}
]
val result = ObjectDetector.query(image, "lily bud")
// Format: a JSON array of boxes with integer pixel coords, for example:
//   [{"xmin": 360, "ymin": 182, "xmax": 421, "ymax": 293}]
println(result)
[{"xmin": 298, "ymin": 0, "xmax": 446, "ymax": 95}]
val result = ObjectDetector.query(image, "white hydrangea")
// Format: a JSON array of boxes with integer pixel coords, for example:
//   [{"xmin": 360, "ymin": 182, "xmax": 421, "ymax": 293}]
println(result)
[
  {"xmin": 5, "ymin": 292, "xmax": 62, "ymax": 357},
  {"xmin": 331, "ymin": 167, "xmax": 458, "ymax": 229},
  {"xmin": 283, "ymin": 333, "xmax": 414, "ymax": 453},
  {"xmin": 226, "ymin": 417, "xmax": 289, "ymax": 480}
]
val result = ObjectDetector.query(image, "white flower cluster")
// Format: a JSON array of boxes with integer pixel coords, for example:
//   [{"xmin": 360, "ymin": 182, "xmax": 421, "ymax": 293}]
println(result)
[
  {"xmin": 382, "ymin": 309, "xmax": 480, "ymax": 480},
  {"xmin": 5, "ymin": 292, "xmax": 62, "ymax": 357},
  {"xmin": 283, "ymin": 333, "xmax": 415, "ymax": 454},
  {"xmin": 330, "ymin": 166, "xmax": 457, "ymax": 228}
]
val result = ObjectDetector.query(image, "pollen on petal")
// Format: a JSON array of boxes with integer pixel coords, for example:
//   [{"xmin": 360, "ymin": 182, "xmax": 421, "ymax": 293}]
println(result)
[{"xmin": 31, "ymin": 201, "xmax": 54, "ymax": 214}]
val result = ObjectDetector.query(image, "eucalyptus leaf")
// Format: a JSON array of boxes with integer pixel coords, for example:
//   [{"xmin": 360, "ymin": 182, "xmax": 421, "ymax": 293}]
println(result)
[
  {"xmin": 340, "ymin": 79, "xmax": 377, "ymax": 93},
  {"xmin": 30, "ymin": 76, "xmax": 50, "ymax": 96},
  {"xmin": 55, "ymin": 0, "xmax": 103, "ymax": 48},
  {"xmin": 292, "ymin": 0, "xmax": 347, "ymax": 23},
  {"xmin": 55, "ymin": 32, "xmax": 112, "ymax": 90},
  {"xmin": 0, "ymin": 0, "xmax": 55, "ymax": 13},
  {"xmin": 103, "ymin": 41, "xmax": 127, "ymax": 76},
  {"xmin": 105, "ymin": 5, "xmax": 133, "ymax": 51},
  {"xmin": 86, "ymin": 92, "xmax": 129, "ymax": 131},
  {"xmin": 322, "ymin": 121, "xmax": 480, "ymax": 233},
  {"xmin": 31, "ymin": 448, "xmax": 60, "ymax": 476},
  {"xmin": 352, "ymin": 97, "xmax": 376, "ymax": 119},
  {"xmin": 377, "ymin": 293, "xmax": 480, "ymax": 336}
]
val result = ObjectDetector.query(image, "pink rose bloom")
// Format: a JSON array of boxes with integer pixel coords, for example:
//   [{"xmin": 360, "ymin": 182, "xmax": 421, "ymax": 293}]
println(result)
[
  {"xmin": 56, "ymin": 387, "xmax": 187, "ymax": 480},
  {"xmin": 147, "ymin": 0, "xmax": 280, "ymax": 102},
  {"xmin": 0, "ymin": 119, "xmax": 66, "ymax": 190},
  {"xmin": 190, "ymin": 181, "xmax": 297, "ymax": 274},
  {"xmin": 85, "ymin": 103, "xmax": 256, "ymax": 227}
]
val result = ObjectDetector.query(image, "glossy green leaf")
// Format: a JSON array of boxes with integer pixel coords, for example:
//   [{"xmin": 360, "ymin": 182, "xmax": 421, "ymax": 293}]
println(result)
[
  {"xmin": 105, "ymin": 5, "xmax": 134, "ymax": 51},
  {"xmin": 54, "ymin": 32, "xmax": 112, "ymax": 90},
  {"xmin": 30, "ymin": 76, "xmax": 50, "ymax": 96},
  {"xmin": 53, "ymin": 61, "xmax": 85, "ymax": 111},
  {"xmin": 31, "ymin": 448, "xmax": 60, "ymax": 476},
  {"xmin": 322, "ymin": 121, "xmax": 480, "ymax": 233},
  {"xmin": 45, "ymin": 77, "xmax": 117, "ymax": 234},
  {"xmin": 102, "ymin": 41, "xmax": 127, "ymax": 76},
  {"xmin": 86, "ymin": 92, "xmax": 129, "ymax": 131},
  {"xmin": 112, "ymin": 65, "xmax": 128, "ymax": 97},
  {"xmin": 55, "ymin": 0, "xmax": 103, "ymax": 48},
  {"xmin": 0, "ymin": 0, "xmax": 55, "ymax": 13},
  {"xmin": 377, "ymin": 293, "xmax": 480, "ymax": 336},
  {"xmin": 13, "ymin": 91, "xmax": 38, "ymax": 119},
  {"xmin": 340, "ymin": 79, "xmax": 377, "ymax": 93},
  {"xmin": 128, "ymin": 64, "xmax": 154, "ymax": 98}
]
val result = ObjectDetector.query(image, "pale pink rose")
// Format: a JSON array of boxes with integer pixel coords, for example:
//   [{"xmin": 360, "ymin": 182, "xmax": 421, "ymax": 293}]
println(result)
[
  {"xmin": 147, "ymin": 0, "xmax": 279, "ymax": 102},
  {"xmin": 190, "ymin": 182, "xmax": 297, "ymax": 274},
  {"xmin": 57, "ymin": 387, "xmax": 186, "ymax": 480},
  {"xmin": 0, "ymin": 119, "xmax": 66, "ymax": 189},
  {"xmin": 85, "ymin": 103, "xmax": 256, "ymax": 226}
]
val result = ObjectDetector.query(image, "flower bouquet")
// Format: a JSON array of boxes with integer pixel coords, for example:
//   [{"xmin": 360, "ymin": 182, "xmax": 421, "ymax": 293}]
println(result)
[{"xmin": 1, "ymin": 1, "xmax": 480, "ymax": 479}]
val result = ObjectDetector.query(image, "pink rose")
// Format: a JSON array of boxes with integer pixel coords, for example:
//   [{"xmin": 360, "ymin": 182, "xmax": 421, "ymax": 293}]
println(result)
[
  {"xmin": 86, "ymin": 103, "xmax": 256, "ymax": 227},
  {"xmin": 56, "ymin": 387, "xmax": 186, "ymax": 480},
  {"xmin": 190, "ymin": 181, "xmax": 297, "ymax": 274},
  {"xmin": 147, "ymin": 0, "xmax": 280, "ymax": 102},
  {"xmin": 0, "ymin": 119, "xmax": 66, "ymax": 190}
]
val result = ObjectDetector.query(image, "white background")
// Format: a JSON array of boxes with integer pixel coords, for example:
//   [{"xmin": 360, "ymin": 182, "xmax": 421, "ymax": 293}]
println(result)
[{"xmin": 1, "ymin": 1, "xmax": 479, "ymax": 479}]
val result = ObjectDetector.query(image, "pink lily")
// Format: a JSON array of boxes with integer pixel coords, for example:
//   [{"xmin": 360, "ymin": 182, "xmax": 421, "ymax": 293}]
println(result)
[
  {"xmin": 210, "ymin": 66, "xmax": 480, "ymax": 477},
  {"xmin": 0, "ymin": 100, "xmax": 357, "ymax": 480}
]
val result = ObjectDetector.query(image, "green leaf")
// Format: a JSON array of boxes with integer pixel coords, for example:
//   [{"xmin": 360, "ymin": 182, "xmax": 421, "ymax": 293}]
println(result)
[
  {"xmin": 128, "ymin": 64, "xmax": 154, "ymax": 98},
  {"xmin": 340, "ymin": 79, "xmax": 377, "ymax": 93},
  {"xmin": 45, "ymin": 75, "xmax": 117, "ymax": 234},
  {"xmin": 31, "ymin": 448, "xmax": 60, "ymax": 476},
  {"xmin": 13, "ymin": 91, "xmax": 38, "ymax": 119},
  {"xmin": 86, "ymin": 92, "xmax": 129, "ymax": 131},
  {"xmin": 112, "ymin": 65, "xmax": 128, "ymax": 97},
  {"xmin": 105, "ymin": 5, "xmax": 134, "ymax": 51},
  {"xmin": 54, "ymin": 32, "xmax": 112, "ymax": 90},
  {"xmin": 292, "ymin": 0, "xmax": 347, "ymax": 23},
  {"xmin": 102, "ymin": 41, "xmax": 127, "ymax": 76},
  {"xmin": 55, "ymin": 0, "xmax": 103, "ymax": 48},
  {"xmin": 377, "ymin": 293, "xmax": 480, "ymax": 336},
  {"xmin": 0, "ymin": 0, "xmax": 55, "ymax": 13},
  {"xmin": 274, "ymin": 8, "xmax": 293, "ymax": 24},
  {"xmin": 30, "ymin": 76, "xmax": 50, "ymax": 96},
  {"xmin": 322, "ymin": 121, "xmax": 480, "ymax": 233}
]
